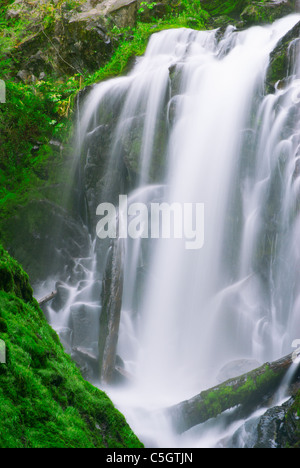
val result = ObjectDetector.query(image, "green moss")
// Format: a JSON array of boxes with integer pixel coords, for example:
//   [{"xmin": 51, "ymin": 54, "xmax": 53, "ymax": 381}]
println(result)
[
  {"xmin": 0, "ymin": 1, "xmax": 210, "ymax": 222},
  {"xmin": 268, "ymin": 53, "xmax": 288, "ymax": 84},
  {"xmin": 285, "ymin": 390, "xmax": 300, "ymax": 448},
  {"xmin": 0, "ymin": 245, "xmax": 33, "ymax": 302},
  {"xmin": 0, "ymin": 77, "xmax": 79, "ymax": 222},
  {"xmin": 266, "ymin": 21, "xmax": 300, "ymax": 92},
  {"xmin": 201, "ymin": 0, "xmax": 250, "ymax": 17},
  {"xmin": 1, "ymin": 0, "xmax": 293, "ymax": 223},
  {"xmin": 0, "ymin": 245, "xmax": 143, "ymax": 448},
  {"xmin": 196, "ymin": 365, "xmax": 280, "ymax": 422},
  {"xmin": 201, "ymin": 0, "xmax": 295, "ymax": 27}
]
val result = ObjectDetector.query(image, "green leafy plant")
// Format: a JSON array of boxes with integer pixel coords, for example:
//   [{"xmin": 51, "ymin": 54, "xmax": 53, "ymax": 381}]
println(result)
[{"xmin": 138, "ymin": 1, "xmax": 157, "ymax": 14}]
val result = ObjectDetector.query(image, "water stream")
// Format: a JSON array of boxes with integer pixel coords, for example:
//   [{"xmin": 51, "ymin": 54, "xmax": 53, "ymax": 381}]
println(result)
[{"xmin": 40, "ymin": 14, "xmax": 300, "ymax": 448}]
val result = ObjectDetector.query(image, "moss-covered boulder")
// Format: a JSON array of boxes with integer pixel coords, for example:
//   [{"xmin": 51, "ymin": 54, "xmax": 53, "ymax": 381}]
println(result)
[
  {"xmin": 200, "ymin": 0, "xmax": 250, "ymax": 18},
  {"xmin": 12, "ymin": 15, "xmax": 114, "ymax": 78},
  {"xmin": 201, "ymin": 0, "xmax": 297, "ymax": 27},
  {"xmin": 0, "ymin": 245, "xmax": 143, "ymax": 448},
  {"xmin": 78, "ymin": 0, "xmax": 138, "ymax": 29},
  {"xmin": 253, "ymin": 397, "xmax": 300, "ymax": 448},
  {"xmin": 4, "ymin": 0, "xmax": 138, "ymax": 79},
  {"xmin": 241, "ymin": 1, "xmax": 297, "ymax": 26},
  {"xmin": 0, "ymin": 245, "xmax": 33, "ymax": 303},
  {"xmin": 229, "ymin": 390, "xmax": 300, "ymax": 448}
]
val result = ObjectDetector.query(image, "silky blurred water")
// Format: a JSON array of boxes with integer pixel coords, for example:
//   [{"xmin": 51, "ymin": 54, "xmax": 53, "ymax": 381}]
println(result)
[{"xmin": 43, "ymin": 14, "xmax": 300, "ymax": 447}]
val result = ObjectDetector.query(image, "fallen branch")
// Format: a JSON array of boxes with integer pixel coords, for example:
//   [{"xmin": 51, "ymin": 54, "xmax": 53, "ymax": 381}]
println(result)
[
  {"xmin": 38, "ymin": 291, "xmax": 57, "ymax": 307},
  {"xmin": 168, "ymin": 351, "xmax": 300, "ymax": 434}
]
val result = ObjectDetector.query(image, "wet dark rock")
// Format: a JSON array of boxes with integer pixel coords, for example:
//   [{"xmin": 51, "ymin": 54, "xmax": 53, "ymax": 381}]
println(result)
[
  {"xmin": 202, "ymin": 0, "xmax": 297, "ymax": 29},
  {"xmin": 266, "ymin": 20, "xmax": 300, "ymax": 93},
  {"xmin": 51, "ymin": 282, "xmax": 71, "ymax": 312},
  {"xmin": 138, "ymin": 1, "xmax": 168, "ymax": 22},
  {"xmin": 9, "ymin": 0, "xmax": 139, "ymax": 78},
  {"xmin": 73, "ymin": 346, "xmax": 99, "ymax": 379},
  {"xmin": 56, "ymin": 15, "xmax": 114, "ymax": 75},
  {"xmin": 70, "ymin": 303, "xmax": 101, "ymax": 348},
  {"xmin": 254, "ymin": 399, "xmax": 295, "ymax": 448},
  {"xmin": 0, "ymin": 200, "xmax": 91, "ymax": 285},
  {"xmin": 241, "ymin": 1, "xmax": 296, "ymax": 26},
  {"xmin": 229, "ymin": 396, "xmax": 300, "ymax": 448},
  {"xmin": 25, "ymin": 50, "xmax": 51, "ymax": 77}
]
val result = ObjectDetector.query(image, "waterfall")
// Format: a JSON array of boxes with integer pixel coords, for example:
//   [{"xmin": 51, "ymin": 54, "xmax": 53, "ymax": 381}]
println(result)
[{"xmin": 44, "ymin": 13, "xmax": 300, "ymax": 447}]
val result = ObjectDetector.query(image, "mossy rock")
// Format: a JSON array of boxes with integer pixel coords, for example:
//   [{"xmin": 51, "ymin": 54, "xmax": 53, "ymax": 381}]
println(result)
[
  {"xmin": 241, "ymin": 1, "xmax": 297, "ymax": 27},
  {"xmin": 201, "ymin": 0, "xmax": 250, "ymax": 18},
  {"xmin": 266, "ymin": 20, "xmax": 300, "ymax": 93},
  {"xmin": 201, "ymin": 0, "xmax": 297, "ymax": 27},
  {"xmin": 0, "ymin": 200, "xmax": 91, "ymax": 285},
  {"xmin": 0, "ymin": 245, "xmax": 33, "ymax": 303},
  {"xmin": 240, "ymin": 4, "xmax": 262, "ymax": 25},
  {"xmin": 0, "ymin": 246, "xmax": 143, "ymax": 448}
]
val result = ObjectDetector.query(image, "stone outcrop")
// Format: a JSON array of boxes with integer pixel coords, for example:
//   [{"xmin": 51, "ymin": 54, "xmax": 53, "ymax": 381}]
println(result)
[
  {"xmin": 266, "ymin": 20, "xmax": 300, "ymax": 92},
  {"xmin": 241, "ymin": 0, "xmax": 297, "ymax": 26},
  {"xmin": 229, "ymin": 392, "xmax": 300, "ymax": 448},
  {"xmin": 0, "ymin": 200, "xmax": 90, "ymax": 285},
  {"xmin": 10, "ymin": 0, "xmax": 139, "ymax": 79},
  {"xmin": 8, "ymin": 0, "xmax": 299, "ymax": 80},
  {"xmin": 73, "ymin": 0, "xmax": 138, "ymax": 28},
  {"xmin": 201, "ymin": 0, "xmax": 297, "ymax": 28}
]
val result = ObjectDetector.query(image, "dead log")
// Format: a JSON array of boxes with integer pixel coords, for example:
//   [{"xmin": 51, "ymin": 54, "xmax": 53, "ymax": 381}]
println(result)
[
  {"xmin": 98, "ymin": 239, "xmax": 124, "ymax": 384},
  {"xmin": 168, "ymin": 351, "xmax": 300, "ymax": 434},
  {"xmin": 38, "ymin": 290, "xmax": 57, "ymax": 307}
]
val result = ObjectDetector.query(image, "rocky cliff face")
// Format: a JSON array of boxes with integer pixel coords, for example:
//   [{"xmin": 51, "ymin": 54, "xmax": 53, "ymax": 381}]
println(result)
[
  {"xmin": 2, "ymin": 0, "xmax": 300, "ymax": 290},
  {"xmin": 202, "ymin": 0, "xmax": 297, "ymax": 27},
  {"xmin": 266, "ymin": 19, "xmax": 300, "ymax": 92},
  {"xmin": 7, "ymin": 0, "xmax": 139, "ymax": 80},
  {"xmin": 7, "ymin": 0, "xmax": 298, "ymax": 82}
]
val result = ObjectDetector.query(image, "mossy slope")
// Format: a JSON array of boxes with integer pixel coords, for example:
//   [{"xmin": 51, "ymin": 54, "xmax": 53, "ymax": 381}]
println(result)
[{"xmin": 0, "ymin": 245, "xmax": 143, "ymax": 448}]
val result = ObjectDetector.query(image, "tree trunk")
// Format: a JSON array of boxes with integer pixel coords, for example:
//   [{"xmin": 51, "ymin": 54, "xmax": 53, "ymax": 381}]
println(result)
[
  {"xmin": 168, "ymin": 352, "xmax": 300, "ymax": 434},
  {"xmin": 98, "ymin": 239, "xmax": 124, "ymax": 384}
]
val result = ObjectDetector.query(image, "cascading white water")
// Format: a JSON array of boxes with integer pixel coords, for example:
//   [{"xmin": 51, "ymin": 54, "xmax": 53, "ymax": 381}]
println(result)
[{"xmin": 42, "ymin": 14, "xmax": 300, "ymax": 448}]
